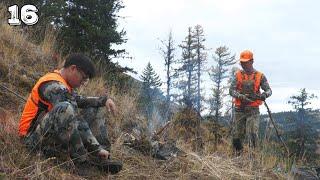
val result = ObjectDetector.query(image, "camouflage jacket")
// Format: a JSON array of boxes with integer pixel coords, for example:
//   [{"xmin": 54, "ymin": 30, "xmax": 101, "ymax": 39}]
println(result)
[{"xmin": 39, "ymin": 81, "xmax": 108, "ymax": 109}]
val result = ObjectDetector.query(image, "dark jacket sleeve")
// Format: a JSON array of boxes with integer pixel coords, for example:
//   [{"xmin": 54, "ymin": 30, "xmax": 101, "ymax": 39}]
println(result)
[
  {"xmin": 260, "ymin": 74, "xmax": 272, "ymax": 98},
  {"xmin": 74, "ymin": 94, "xmax": 108, "ymax": 108},
  {"xmin": 229, "ymin": 75, "xmax": 242, "ymax": 99},
  {"xmin": 39, "ymin": 81, "xmax": 108, "ymax": 108}
]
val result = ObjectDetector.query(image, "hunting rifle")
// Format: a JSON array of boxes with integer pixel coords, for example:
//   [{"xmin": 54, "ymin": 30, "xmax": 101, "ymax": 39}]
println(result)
[
  {"xmin": 0, "ymin": 83, "xmax": 27, "ymax": 102},
  {"xmin": 232, "ymin": 94, "xmax": 290, "ymax": 157},
  {"xmin": 263, "ymin": 100, "xmax": 290, "ymax": 156}
]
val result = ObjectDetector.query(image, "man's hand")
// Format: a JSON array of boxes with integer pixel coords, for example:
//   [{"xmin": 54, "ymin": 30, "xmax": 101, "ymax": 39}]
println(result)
[
  {"xmin": 255, "ymin": 93, "xmax": 267, "ymax": 101},
  {"xmin": 238, "ymin": 94, "xmax": 253, "ymax": 102},
  {"xmin": 105, "ymin": 98, "xmax": 117, "ymax": 115},
  {"xmin": 98, "ymin": 149, "xmax": 110, "ymax": 159}
]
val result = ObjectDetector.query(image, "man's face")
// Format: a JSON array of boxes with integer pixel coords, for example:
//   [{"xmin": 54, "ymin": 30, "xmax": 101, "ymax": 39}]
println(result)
[
  {"xmin": 68, "ymin": 65, "xmax": 89, "ymax": 88},
  {"xmin": 240, "ymin": 60, "xmax": 254, "ymax": 72}
]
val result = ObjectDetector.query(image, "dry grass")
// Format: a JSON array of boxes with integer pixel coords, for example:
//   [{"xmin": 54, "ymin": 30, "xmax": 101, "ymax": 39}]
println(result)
[
  {"xmin": 0, "ymin": 4, "xmax": 285, "ymax": 179},
  {"xmin": 0, "ymin": 4, "xmax": 58, "ymax": 109}
]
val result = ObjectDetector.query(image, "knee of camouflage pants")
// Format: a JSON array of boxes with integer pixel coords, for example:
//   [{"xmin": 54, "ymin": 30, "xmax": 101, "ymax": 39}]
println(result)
[
  {"xmin": 246, "ymin": 112, "xmax": 260, "ymax": 150},
  {"xmin": 232, "ymin": 111, "xmax": 246, "ymax": 151},
  {"xmin": 80, "ymin": 107, "xmax": 111, "ymax": 151},
  {"xmin": 31, "ymin": 102, "xmax": 103, "ymax": 162}
]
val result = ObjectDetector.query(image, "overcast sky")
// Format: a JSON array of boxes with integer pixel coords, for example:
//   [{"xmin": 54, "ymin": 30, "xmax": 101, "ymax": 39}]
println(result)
[{"xmin": 114, "ymin": 0, "xmax": 320, "ymax": 113}]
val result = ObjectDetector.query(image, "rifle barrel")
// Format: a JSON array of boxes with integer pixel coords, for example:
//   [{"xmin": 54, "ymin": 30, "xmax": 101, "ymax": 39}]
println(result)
[
  {"xmin": 0, "ymin": 83, "xmax": 27, "ymax": 102},
  {"xmin": 264, "ymin": 101, "xmax": 290, "ymax": 156}
]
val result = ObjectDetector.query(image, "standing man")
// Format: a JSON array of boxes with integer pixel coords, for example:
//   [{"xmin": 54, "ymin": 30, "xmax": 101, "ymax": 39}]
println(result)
[
  {"xmin": 229, "ymin": 50, "xmax": 272, "ymax": 155},
  {"xmin": 19, "ymin": 53, "xmax": 121, "ymax": 173}
]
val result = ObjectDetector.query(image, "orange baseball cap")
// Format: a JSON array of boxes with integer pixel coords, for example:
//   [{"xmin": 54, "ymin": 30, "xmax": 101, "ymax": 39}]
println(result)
[{"xmin": 239, "ymin": 50, "xmax": 253, "ymax": 62}]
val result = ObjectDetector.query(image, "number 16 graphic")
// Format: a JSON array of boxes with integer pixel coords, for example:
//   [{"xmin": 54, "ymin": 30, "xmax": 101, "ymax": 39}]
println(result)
[{"xmin": 8, "ymin": 5, "xmax": 39, "ymax": 26}]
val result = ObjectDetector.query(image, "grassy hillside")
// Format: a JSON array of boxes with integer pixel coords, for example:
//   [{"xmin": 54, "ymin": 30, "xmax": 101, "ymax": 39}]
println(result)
[{"xmin": 0, "ymin": 5, "xmax": 286, "ymax": 179}]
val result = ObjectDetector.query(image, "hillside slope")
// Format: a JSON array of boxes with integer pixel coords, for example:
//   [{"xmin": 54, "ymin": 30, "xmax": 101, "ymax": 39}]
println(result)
[{"xmin": 0, "ymin": 10, "xmax": 283, "ymax": 180}]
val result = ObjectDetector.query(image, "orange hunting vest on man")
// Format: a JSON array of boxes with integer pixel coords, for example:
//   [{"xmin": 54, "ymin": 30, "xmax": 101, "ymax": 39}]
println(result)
[
  {"xmin": 234, "ymin": 70, "xmax": 263, "ymax": 107},
  {"xmin": 19, "ymin": 70, "xmax": 72, "ymax": 137}
]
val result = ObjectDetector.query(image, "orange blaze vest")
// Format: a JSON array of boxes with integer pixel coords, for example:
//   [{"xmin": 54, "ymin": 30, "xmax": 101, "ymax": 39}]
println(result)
[
  {"xmin": 234, "ymin": 70, "xmax": 263, "ymax": 108},
  {"xmin": 19, "ymin": 70, "xmax": 72, "ymax": 137}
]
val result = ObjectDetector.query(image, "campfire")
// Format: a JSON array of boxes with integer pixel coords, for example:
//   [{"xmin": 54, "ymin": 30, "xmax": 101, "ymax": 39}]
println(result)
[{"xmin": 123, "ymin": 121, "xmax": 185, "ymax": 160}]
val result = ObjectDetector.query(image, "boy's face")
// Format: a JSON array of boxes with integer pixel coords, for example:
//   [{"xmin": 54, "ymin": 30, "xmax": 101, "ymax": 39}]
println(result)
[{"xmin": 68, "ymin": 65, "xmax": 88, "ymax": 88}]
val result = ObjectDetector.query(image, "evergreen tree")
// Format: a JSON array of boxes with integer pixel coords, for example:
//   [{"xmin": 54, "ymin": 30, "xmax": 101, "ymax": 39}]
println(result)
[
  {"xmin": 12, "ymin": 0, "xmax": 128, "ymax": 72},
  {"xmin": 59, "ymin": 0, "xmax": 126, "ymax": 59},
  {"xmin": 193, "ymin": 25, "xmax": 207, "ymax": 113},
  {"xmin": 160, "ymin": 30, "xmax": 175, "ymax": 120},
  {"xmin": 209, "ymin": 46, "xmax": 236, "ymax": 122},
  {"xmin": 140, "ymin": 62, "xmax": 162, "ymax": 132},
  {"xmin": 225, "ymin": 67, "xmax": 239, "ymax": 122},
  {"xmin": 176, "ymin": 27, "xmax": 197, "ymax": 109},
  {"xmin": 140, "ymin": 62, "xmax": 162, "ymax": 90},
  {"xmin": 175, "ymin": 27, "xmax": 204, "ymax": 151},
  {"xmin": 287, "ymin": 88, "xmax": 318, "ymax": 160}
]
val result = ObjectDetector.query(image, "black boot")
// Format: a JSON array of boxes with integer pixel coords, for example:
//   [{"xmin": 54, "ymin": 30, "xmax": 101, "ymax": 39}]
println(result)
[
  {"xmin": 232, "ymin": 138, "xmax": 243, "ymax": 156},
  {"xmin": 89, "ymin": 157, "xmax": 123, "ymax": 174}
]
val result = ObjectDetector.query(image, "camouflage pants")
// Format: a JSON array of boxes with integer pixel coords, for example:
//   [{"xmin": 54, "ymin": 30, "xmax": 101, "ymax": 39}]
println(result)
[
  {"xmin": 23, "ymin": 102, "xmax": 110, "ymax": 162},
  {"xmin": 232, "ymin": 107, "xmax": 260, "ymax": 152}
]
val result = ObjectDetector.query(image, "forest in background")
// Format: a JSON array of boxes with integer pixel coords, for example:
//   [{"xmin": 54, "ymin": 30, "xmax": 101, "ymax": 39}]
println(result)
[{"xmin": 1, "ymin": 1, "xmax": 320, "ymax": 179}]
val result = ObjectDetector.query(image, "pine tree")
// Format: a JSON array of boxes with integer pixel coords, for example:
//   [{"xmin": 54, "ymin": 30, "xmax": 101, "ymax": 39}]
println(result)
[
  {"xmin": 193, "ymin": 25, "xmax": 207, "ymax": 113},
  {"xmin": 176, "ymin": 27, "xmax": 197, "ymax": 109},
  {"xmin": 59, "ymin": 0, "xmax": 126, "ymax": 59},
  {"xmin": 15, "ymin": 0, "xmax": 127, "ymax": 71},
  {"xmin": 209, "ymin": 46, "xmax": 236, "ymax": 122},
  {"xmin": 287, "ymin": 88, "xmax": 318, "ymax": 160},
  {"xmin": 140, "ymin": 62, "xmax": 162, "ymax": 90},
  {"xmin": 225, "ymin": 67, "xmax": 239, "ymax": 122},
  {"xmin": 140, "ymin": 62, "xmax": 162, "ymax": 132},
  {"xmin": 160, "ymin": 30, "xmax": 175, "ymax": 120}
]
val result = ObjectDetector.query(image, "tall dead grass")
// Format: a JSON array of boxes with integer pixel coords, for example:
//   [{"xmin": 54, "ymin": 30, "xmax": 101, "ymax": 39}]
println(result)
[
  {"xmin": 0, "ymin": 4, "xmax": 58, "ymax": 109},
  {"xmin": 0, "ymin": 3, "xmax": 285, "ymax": 179}
]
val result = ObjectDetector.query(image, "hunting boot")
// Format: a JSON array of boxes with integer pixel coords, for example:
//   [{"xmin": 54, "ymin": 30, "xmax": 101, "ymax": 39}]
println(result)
[
  {"xmin": 89, "ymin": 158, "xmax": 123, "ymax": 174},
  {"xmin": 232, "ymin": 138, "xmax": 243, "ymax": 156}
]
